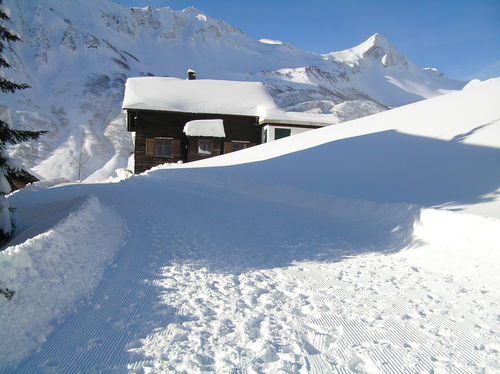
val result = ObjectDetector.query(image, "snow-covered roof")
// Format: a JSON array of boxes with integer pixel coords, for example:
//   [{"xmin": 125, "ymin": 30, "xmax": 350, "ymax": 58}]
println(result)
[
  {"xmin": 260, "ymin": 111, "xmax": 338, "ymax": 127},
  {"xmin": 183, "ymin": 119, "xmax": 225, "ymax": 138},
  {"xmin": 122, "ymin": 77, "xmax": 279, "ymax": 117}
]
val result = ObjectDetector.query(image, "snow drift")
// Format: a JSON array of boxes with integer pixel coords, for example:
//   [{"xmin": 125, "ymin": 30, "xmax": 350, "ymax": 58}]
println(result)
[{"xmin": 0, "ymin": 195, "xmax": 126, "ymax": 368}]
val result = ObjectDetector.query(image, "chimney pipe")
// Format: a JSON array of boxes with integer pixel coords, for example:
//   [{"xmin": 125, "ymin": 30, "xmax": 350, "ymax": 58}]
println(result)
[{"xmin": 187, "ymin": 69, "xmax": 197, "ymax": 80}]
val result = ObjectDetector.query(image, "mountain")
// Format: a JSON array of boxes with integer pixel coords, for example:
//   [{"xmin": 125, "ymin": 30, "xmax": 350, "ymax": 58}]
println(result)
[{"xmin": 1, "ymin": 0, "xmax": 465, "ymax": 182}]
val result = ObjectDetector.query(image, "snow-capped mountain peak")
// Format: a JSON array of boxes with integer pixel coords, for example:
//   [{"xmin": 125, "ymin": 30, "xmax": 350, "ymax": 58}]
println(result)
[
  {"xmin": 325, "ymin": 33, "xmax": 410, "ymax": 68},
  {"xmin": 361, "ymin": 32, "xmax": 394, "ymax": 53},
  {"xmin": 359, "ymin": 33, "xmax": 409, "ymax": 67}
]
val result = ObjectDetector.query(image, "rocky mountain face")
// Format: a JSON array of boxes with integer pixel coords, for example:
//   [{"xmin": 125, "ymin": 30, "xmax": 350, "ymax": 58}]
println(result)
[{"xmin": 2, "ymin": 0, "xmax": 465, "ymax": 181}]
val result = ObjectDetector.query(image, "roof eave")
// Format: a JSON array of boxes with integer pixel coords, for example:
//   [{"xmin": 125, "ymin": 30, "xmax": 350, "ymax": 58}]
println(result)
[{"xmin": 259, "ymin": 118, "xmax": 332, "ymax": 127}]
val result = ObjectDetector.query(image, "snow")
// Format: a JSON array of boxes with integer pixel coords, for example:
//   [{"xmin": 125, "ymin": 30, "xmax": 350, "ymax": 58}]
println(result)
[
  {"xmin": 195, "ymin": 14, "xmax": 207, "ymax": 22},
  {"xmin": 261, "ymin": 111, "xmax": 337, "ymax": 126},
  {"xmin": 259, "ymin": 39, "xmax": 283, "ymax": 45},
  {"xmin": 122, "ymin": 77, "xmax": 279, "ymax": 117},
  {"xmin": 398, "ymin": 208, "xmax": 500, "ymax": 290},
  {"xmin": 170, "ymin": 79, "xmax": 500, "ymax": 214},
  {"xmin": 0, "ymin": 106, "xmax": 12, "ymax": 127},
  {"xmin": 0, "ymin": 195, "xmax": 11, "ymax": 235},
  {"xmin": 0, "ymin": 77, "xmax": 499, "ymax": 373},
  {"xmin": 326, "ymin": 33, "xmax": 402, "ymax": 66},
  {"xmin": 183, "ymin": 119, "xmax": 225, "ymax": 138},
  {"xmin": 0, "ymin": 4, "xmax": 10, "ymax": 18},
  {"xmin": 0, "ymin": 195, "xmax": 126, "ymax": 368},
  {"xmin": 0, "ymin": 166, "xmax": 12, "ymax": 235},
  {"xmin": 125, "ymin": 76, "xmax": 339, "ymax": 131},
  {"xmin": 0, "ymin": 168, "xmax": 10, "ymax": 195},
  {"xmin": 323, "ymin": 33, "xmax": 464, "ymax": 108}
]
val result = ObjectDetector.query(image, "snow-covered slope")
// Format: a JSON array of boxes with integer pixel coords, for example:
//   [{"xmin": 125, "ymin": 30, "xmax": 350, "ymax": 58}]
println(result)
[
  {"xmin": 1, "ymin": 77, "xmax": 498, "ymax": 373},
  {"xmin": 1, "ymin": 0, "xmax": 465, "ymax": 182}
]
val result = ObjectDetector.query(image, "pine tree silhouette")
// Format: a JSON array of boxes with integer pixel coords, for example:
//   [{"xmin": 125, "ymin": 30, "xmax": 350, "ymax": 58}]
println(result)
[{"xmin": 0, "ymin": 0, "xmax": 46, "ymax": 243}]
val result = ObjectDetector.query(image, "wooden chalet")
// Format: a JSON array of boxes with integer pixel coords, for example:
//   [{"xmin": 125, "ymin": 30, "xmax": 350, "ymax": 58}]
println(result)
[{"xmin": 123, "ymin": 75, "xmax": 336, "ymax": 174}]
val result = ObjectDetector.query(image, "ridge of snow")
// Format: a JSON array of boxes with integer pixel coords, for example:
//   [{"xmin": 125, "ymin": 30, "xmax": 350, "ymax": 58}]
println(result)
[
  {"xmin": 259, "ymin": 38, "xmax": 283, "ymax": 45},
  {"xmin": 0, "ymin": 195, "xmax": 127, "ymax": 368},
  {"xmin": 167, "ymin": 78, "xmax": 500, "ymax": 218},
  {"xmin": 173, "ymin": 78, "xmax": 500, "ymax": 164}
]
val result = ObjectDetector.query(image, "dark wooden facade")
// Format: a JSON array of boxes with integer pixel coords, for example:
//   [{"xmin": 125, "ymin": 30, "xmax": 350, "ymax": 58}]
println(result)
[{"xmin": 126, "ymin": 109, "xmax": 260, "ymax": 173}]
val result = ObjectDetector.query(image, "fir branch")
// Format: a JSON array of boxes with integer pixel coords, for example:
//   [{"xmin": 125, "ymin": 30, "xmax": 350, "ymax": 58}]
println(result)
[
  {"xmin": 0, "ymin": 77, "xmax": 29, "ymax": 92},
  {"xmin": 0, "ymin": 55, "xmax": 10, "ymax": 68},
  {"xmin": 0, "ymin": 122, "xmax": 46, "ymax": 144},
  {"xmin": 0, "ymin": 25, "xmax": 20, "ymax": 43}
]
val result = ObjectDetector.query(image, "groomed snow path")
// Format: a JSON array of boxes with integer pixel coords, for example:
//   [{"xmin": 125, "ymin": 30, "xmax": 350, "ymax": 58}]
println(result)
[{"xmin": 3, "ymin": 172, "xmax": 498, "ymax": 374}]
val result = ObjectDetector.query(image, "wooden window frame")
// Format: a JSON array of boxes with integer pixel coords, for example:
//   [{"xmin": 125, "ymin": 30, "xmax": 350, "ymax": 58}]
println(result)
[
  {"xmin": 197, "ymin": 139, "xmax": 213, "ymax": 155},
  {"xmin": 155, "ymin": 137, "xmax": 173, "ymax": 157},
  {"xmin": 145, "ymin": 137, "xmax": 174, "ymax": 158},
  {"xmin": 223, "ymin": 140, "xmax": 256, "ymax": 154},
  {"xmin": 230, "ymin": 140, "xmax": 249, "ymax": 152}
]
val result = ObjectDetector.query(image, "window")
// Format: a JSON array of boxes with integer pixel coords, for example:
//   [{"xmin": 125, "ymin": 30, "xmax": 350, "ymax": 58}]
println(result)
[
  {"xmin": 275, "ymin": 128, "xmax": 291, "ymax": 140},
  {"xmin": 223, "ymin": 141, "xmax": 254, "ymax": 154},
  {"xmin": 145, "ymin": 137, "xmax": 173, "ymax": 158},
  {"xmin": 262, "ymin": 128, "xmax": 268, "ymax": 143},
  {"xmin": 198, "ymin": 140, "xmax": 213, "ymax": 155},
  {"xmin": 231, "ymin": 142, "xmax": 247, "ymax": 152},
  {"xmin": 155, "ymin": 138, "xmax": 172, "ymax": 157}
]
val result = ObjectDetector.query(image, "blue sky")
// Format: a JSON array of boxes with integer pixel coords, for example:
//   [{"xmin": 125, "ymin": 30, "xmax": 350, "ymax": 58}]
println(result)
[{"xmin": 112, "ymin": 0, "xmax": 500, "ymax": 80}]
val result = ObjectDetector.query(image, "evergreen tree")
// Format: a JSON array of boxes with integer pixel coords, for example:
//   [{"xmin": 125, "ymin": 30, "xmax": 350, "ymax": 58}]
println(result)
[{"xmin": 0, "ymin": 0, "xmax": 46, "ymax": 243}]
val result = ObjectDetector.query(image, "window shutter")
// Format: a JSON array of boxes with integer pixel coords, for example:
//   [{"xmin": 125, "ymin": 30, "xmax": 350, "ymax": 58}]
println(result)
[
  {"xmin": 223, "ymin": 142, "xmax": 233, "ymax": 154},
  {"xmin": 213, "ymin": 141, "xmax": 221, "ymax": 155},
  {"xmin": 172, "ymin": 139, "xmax": 181, "ymax": 158},
  {"xmin": 145, "ymin": 138, "xmax": 155, "ymax": 156}
]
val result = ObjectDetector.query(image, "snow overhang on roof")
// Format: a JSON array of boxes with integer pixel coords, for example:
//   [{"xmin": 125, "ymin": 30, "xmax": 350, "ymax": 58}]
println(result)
[
  {"xmin": 122, "ymin": 77, "xmax": 279, "ymax": 117},
  {"xmin": 183, "ymin": 119, "xmax": 226, "ymax": 138},
  {"xmin": 259, "ymin": 111, "xmax": 338, "ymax": 127}
]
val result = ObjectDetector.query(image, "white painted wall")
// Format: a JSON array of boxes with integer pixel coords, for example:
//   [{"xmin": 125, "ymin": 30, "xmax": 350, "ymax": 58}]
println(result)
[{"xmin": 262, "ymin": 125, "xmax": 314, "ymax": 143}]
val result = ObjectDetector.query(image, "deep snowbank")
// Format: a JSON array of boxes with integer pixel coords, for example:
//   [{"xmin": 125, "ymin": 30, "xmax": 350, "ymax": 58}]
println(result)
[
  {"xmin": 401, "ymin": 208, "xmax": 500, "ymax": 292},
  {"xmin": 181, "ymin": 78, "xmax": 500, "ymax": 168},
  {"xmin": 0, "ymin": 195, "xmax": 127, "ymax": 368},
  {"xmin": 167, "ymin": 78, "xmax": 500, "ymax": 218}
]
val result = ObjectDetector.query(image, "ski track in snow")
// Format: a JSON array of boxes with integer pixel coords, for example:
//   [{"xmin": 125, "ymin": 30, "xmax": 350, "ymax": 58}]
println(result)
[
  {"xmin": 7, "ymin": 177, "xmax": 499, "ymax": 374},
  {"xmin": 130, "ymin": 261, "xmax": 498, "ymax": 373}
]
